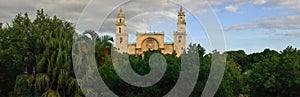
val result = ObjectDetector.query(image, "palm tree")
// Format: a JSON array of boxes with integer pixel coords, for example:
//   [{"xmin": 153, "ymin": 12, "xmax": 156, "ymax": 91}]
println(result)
[{"xmin": 95, "ymin": 35, "xmax": 114, "ymax": 66}]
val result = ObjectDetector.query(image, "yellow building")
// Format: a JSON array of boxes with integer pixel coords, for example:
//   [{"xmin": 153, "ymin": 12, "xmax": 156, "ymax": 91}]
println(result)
[{"xmin": 115, "ymin": 7, "xmax": 187, "ymax": 56}]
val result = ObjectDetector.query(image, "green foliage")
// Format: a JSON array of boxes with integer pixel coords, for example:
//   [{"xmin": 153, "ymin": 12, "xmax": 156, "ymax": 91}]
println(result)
[
  {"xmin": 247, "ymin": 46, "xmax": 300, "ymax": 97},
  {"xmin": 95, "ymin": 34, "xmax": 114, "ymax": 66},
  {"xmin": 0, "ymin": 9, "xmax": 83, "ymax": 97},
  {"xmin": 0, "ymin": 12, "xmax": 32, "ymax": 96},
  {"xmin": 240, "ymin": 49, "xmax": 279, "ymax": 72},
  {"xmin": 41, "ymin": 89, "xmax": 61, "ymax": 97},
  {"xmin": 0, "ymin": 22, "xmax": 2, "ymax": 28},
  {"xmin": 13, "ymin": 75, "xmax": 31, "ymax": 97},
  {"xmin": 99, "ymin": 50, "xmax": 180, "ymax": 96}
]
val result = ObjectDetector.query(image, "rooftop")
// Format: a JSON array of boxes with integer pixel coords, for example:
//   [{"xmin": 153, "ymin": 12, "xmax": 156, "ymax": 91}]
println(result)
[{"xmin": 136, "ymin": 31, "xmax": 164, "ymax": 35}]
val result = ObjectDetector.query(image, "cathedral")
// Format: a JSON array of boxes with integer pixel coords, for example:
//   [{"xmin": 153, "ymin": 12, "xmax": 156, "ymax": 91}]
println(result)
[{"xmin": 115, "ymin": 7, "xmax": 187, "ymax": 56}]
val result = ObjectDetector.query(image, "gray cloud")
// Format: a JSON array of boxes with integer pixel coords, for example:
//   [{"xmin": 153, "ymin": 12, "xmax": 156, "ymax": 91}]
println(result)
[
  {"xmin": 267, "ymin": 0, "xmax": 300, "ymax": 12},
  {"xmin": 0, "ymin": 0, "xmax": 229, "ymax": 33},
  {"xmin": 76, "ymin": 0, "xmax": 229, "ymax": 34},
  {"xmin": 279, "ymin": 32, "xmax": 300, "ymax": 37},
  {"xmin": 1, "ymin": 0, "xmax": 300, "ymax": 35},
  {"xmin": 223, "ymin": 0, "xmax": 300, "ymax": 31},
  {"xmin": 225, "ymin": 15, "xmax": 300, "ymax": 31},
  {"xmin": 220, "ymin": 0, "xmax": 300, "ymax": 13},
  {"xmin": 99, "ymin": 0, "xmax": 178, "ymax": 33},
  {"xmin": 0, "ymin": 0, "xmax": 89, "ymax": 25}
]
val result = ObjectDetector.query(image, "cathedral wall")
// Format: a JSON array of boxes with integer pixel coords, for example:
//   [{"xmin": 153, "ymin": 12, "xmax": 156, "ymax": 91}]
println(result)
[
  {"xmin": 163, "ymin": 44, "xmax": 174, "ymax": 54},
  {"xmin": 128, "ymin": 44, "xmax": 136, "ymax": 54}
]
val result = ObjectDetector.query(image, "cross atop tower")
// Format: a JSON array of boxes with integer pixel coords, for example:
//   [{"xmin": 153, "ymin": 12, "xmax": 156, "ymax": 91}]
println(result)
[
  {"xmin": 117, "ymin": 8, "xmax": 125, "ymax": 18},
  {"xmin": 178, "ymin": 6, "xmax": 185, "ymax": 16},
  {"xmin": 116, "ymin": 8, "xmax": 126, "ymax": 26},
  {"xmin": 177, "ymin": 7, "xmax": 186, "ymax": 32}
]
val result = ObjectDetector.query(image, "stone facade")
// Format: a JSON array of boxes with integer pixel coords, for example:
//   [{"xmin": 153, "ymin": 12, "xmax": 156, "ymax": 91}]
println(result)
[{"xmin": 115, "ymin": 7, "xmax": 187, "ymax": 56}]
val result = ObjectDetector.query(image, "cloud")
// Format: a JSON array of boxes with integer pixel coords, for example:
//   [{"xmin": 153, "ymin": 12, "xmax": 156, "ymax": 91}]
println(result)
[
  {"xmin": 279, "ymin": 32, "xmax": 300, "ymax": 37},
  {"xmin": 222, "ymin": 0, "xmax": 300, "ymax": 13},
  {"xmin": 0, "ymin": 0, "xmax": 250, "ymax": 33},
  {"xmin": 222, "ymin": 0, "xmax": 300, "ymax": 32},
  {"xmin": 97, "ymin": 0, "xmax": 181, "ymax": 34},
  {"xmin": 225, "ymin": 15, "xmax": 300, "ymax": 31},
  {"xmin": 249, "ymin": 0, "xmax": 300, "ymax": 12},
  {"xmin": 0, "ymin": 0, "xmax": 89, "ymax": 24},
  {"xmin": 252, "ymin": 0, "xmax": 269, "ymax": 5},
  {"xmin": 81, "ymin": 0, "xmax": 232, "ymax": 34},
  {"xmin": 1, "ymin": 0, "xmax": 300, "ymax": 35},
  {"xmin": 224, "ymin": 5, "xmax": 238, "ymax": 12},
  {"xmin": 0, "ymin": 0, "xmax": 175, "ymax": 33}
]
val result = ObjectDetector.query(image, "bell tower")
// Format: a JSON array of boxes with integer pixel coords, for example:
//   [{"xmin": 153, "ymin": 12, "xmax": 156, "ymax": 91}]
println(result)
[
  {"xmin": 115, "ymin": 8, "xmax": 128, "ymax": 53},
  {"xmin": 174, "ymin": 7, "xmax": 187, "ymax": 56}
]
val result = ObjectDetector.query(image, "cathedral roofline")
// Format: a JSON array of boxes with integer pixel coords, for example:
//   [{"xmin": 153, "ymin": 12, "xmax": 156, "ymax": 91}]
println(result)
[
  {"xmin": 136, "ymin": 32, "xmax": 164, "ymax": 35},
  {"xmin": 165, "ymin": 42, "xmax": 174, "ymax": 44},
  {"xmin": 128, "ymin": 43, "xmax": 136, "ymax": 45},
  {"xmin": 128, "ymin": 42, "xmax": 174, "ymax": 45},
  {"xmin": 178, "ymin": 6, "xmax": 185, "ymax": 16}
]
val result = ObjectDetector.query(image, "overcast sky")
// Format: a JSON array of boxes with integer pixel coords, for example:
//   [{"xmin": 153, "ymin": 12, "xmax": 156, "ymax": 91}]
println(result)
[{"xmin": 0, "ymin": 0, "xmax": 299, "ymax": 54}]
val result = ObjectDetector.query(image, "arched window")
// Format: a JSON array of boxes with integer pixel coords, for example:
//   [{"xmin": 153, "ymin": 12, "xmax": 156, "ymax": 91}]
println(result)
[
  {"xmin": 120, "ymin": 37, "xmax": 123, "ymax": 43},
  {"xmin": 180, "ymin": 28, "xmax": 184, "ymax": 32},
  {"xmin": 178, "ymin": 36, "xmax": 182, "ymax": 43},
  {"xmin": 119, "ymin": 19, "xmax": 122, "ymax": 23},
  {"xmin": 119, "ymin": 27, "xmax": 121, "ymax": 33}
]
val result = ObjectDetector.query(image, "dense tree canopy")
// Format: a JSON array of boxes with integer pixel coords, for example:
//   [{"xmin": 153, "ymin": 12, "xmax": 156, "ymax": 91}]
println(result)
[
  {"xmin": 0, "ymin": 9, "xmax": 81, "ymax": 97},
  {"xmin": 247, "ymin": 46, "xmax": 300, "ymax": 97}
]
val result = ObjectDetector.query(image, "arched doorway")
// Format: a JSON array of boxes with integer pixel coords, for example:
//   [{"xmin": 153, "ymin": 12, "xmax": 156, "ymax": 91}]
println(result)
[{"xmin": 141, "ymin": 38, "xmax": 159, "ymax": 52}]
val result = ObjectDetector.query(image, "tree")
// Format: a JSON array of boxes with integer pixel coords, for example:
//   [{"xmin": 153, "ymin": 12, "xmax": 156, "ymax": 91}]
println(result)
[
  {"xmin": 9, "ymin": 9, "xmax": 83, "ymax": 97},
  {"xmin": 248, "ymin": 46, "xmax": 300, "ymax": 96},
  {"xmin": 94, "ymin": 34, "xmax": 114, "ymax": 66},
  {"xmin": 240, "ymin": 48, "xmax": 279, "ymax": 73},
  {"xmin": 215, "ymin": 53, "xmax": 245, "ymax": 97},
  {"xmin": 0, "ymin": 12, "xmax": 33, "ymax": 96},
  {"xmin": 0, "ymin": 22, "xmax": 2, "ymax": 29}
]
